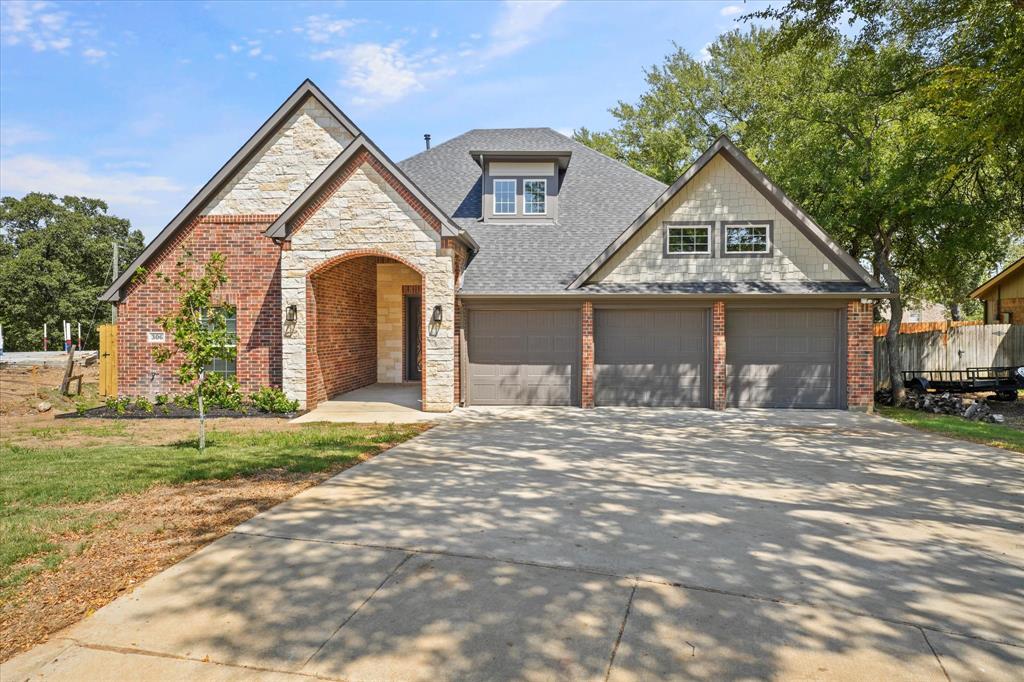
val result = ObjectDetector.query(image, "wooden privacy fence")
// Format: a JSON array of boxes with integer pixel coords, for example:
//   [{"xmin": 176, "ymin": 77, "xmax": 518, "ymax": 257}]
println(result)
[
  {"xmin": 872, "ymin": 320, "xmax": 983, "ymax": 336},
  {"xmin": 98, "ymin": 323, "xmax": 117, "ymax": 396},
  {"xmin": 875, "ymin": 324, "xmax": 1023, "ymax": 386}
]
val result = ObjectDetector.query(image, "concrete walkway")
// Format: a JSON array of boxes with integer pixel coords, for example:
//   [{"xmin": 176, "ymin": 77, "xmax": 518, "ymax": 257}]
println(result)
[
  {"xmin": 5, "ymin": 409, "xmax": 1022, "ymax": 680},
  {"xmin": 291, "ymin": 383, "xmax": 438, "ymax": 424}
]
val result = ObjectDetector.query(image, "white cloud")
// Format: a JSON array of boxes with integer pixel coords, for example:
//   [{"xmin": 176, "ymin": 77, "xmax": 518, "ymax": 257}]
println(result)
[
  {"xmin": 720, "ymin": 4, "xmax": 743, "ymax": 16},
  {"xmin": 2, "ymin": 0, "xmax": 106, "ymax": 59},
  {"xmin": 698, "ymin": 42, "xmax": 713, "ymax": 62},
  {"xmin": 294, "ymin": 15, "xmax": 359, "ymax": 43},
  {"xmin": 0, "ymin": 122, "xmax": 52, "ymax": 147},
  {"xmin": 248, "ymin": 46, "xmax": 261, "ymax": 57},
  {"xmin": 0, "ymin": 154, "xmax": 182, "ymax": 208},
  {"xmin": 483, "ymin": 0, "xmax": 564, "ymax": 59},
  {"xmin": 307, "ymin": 0, "xmax": 565, "ymax": 107},
  {"xmin": 1, "ymin": 0, "xmax": 72, "ymax": 51},
  {"xmin": 319, "ymin": 41, "xmax": 454, "ymax": 105}
]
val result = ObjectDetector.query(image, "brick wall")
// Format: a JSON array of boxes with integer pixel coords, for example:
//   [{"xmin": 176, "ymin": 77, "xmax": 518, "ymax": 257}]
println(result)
[
  {"xmin": 581, "ymin": 301, "xmax": 594, "ymax": 408},
  {"xmin": 306, "ymin": 256, "xmax": 378, "ymax": 407},
  {"xmin": 846, "ymin": 300, "xmax": 874, "ymax": 411},
  {"xmin": 116, "ymin": 215, "xmax": 281, "ymax": 398},
  {"xmin": 712, "ymin": 301, "xmax": 727, "ymax": 409},
  {"xmin": 994, "ymin": 297, "xmax": 1024, "ymax": 324}
]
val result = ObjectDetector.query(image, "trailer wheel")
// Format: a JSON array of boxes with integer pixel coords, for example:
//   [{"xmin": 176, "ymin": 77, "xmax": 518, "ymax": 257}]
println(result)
[{"xmin": 992, "ymin": 391, "xmax": 1018, "ymax": 402}]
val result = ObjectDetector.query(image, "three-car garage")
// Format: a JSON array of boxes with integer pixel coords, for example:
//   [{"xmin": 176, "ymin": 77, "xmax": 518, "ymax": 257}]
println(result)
[{"xmin": 464, "ymin": 303, "xmax": 847, "ymax": 409}]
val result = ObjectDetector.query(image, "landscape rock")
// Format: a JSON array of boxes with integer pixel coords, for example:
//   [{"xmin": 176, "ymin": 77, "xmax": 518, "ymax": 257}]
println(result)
[{"xmin": 36, "ymin": 401, "xmax": 51, "ymax": 413}]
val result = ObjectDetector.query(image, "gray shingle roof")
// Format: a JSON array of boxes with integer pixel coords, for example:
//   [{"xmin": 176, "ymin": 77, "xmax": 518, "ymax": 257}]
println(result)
[{"xmin": 398, "ymin": 128, "xmax": 666, "ymax": 294}]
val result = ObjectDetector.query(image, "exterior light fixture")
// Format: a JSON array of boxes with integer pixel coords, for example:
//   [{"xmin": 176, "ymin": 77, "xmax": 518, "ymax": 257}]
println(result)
[
  {"xmin": 286, "ymin": 304, "xmax": 298, "ymax": 323},
  {"xmin": 432, "ymin": 305, "xmax": 443, "ymax": 323}
]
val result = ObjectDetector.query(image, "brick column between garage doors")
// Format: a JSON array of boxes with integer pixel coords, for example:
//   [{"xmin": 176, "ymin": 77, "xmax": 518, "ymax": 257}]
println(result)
[
  {"xmin": 581, "ymin": 301, "xmax": 594, "ymax": 408},
  {"xmin": 846, "ymin": 300, "xmax": 874, "ymax": 412},
  {"xmin": 712, "ymin": 301, "xmax": 727, "ymax": 410}
]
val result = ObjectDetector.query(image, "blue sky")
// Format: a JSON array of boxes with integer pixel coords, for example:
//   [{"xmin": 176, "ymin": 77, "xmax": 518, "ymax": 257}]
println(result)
[{"xmin": 0, "ymin": 0, "xmax": 767, "ymax": 239}]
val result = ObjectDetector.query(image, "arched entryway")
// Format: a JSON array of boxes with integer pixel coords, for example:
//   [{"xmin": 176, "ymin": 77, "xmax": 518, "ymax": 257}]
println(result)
[{"xmin": 305, "ymin": 253, "xmax": 425, "ymax": 409}]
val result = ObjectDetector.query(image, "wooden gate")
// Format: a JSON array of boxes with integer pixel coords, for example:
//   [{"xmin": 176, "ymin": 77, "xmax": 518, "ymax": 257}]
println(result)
[{"xmin": 98, "ymin": 323, "xmax": 118, "ymax": 396}]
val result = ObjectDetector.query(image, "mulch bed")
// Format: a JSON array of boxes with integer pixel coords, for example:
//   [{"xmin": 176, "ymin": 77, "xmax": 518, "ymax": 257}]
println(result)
[{"xmin": 58, "ymin": 405, "xmax": 301, "ymax": 419}]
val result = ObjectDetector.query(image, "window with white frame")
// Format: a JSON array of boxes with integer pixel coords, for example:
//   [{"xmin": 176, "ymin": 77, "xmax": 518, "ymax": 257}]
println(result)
[
  {"xmin": 725, "ymin": 223, "xmax": 770, "ymax": 254},
  {"xmin": 493, "ymin": 179, "xmax": 516, "ymax": 215},
  {"xmin": 666, "ymin": 224, "xmax": 710, "ymax": 254},
  {"xmin": 524, "ymin": 179, "xmax": 546, "ymax": 214},
  {"xmin": 203, "ymin": 306, "xmax": 237, "ymax": 378}
]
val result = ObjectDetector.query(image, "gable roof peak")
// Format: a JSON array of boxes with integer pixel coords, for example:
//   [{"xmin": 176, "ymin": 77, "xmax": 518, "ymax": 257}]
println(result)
[
  {"xmin": 99, "ymin": 79, "xmax": 362, "ymax": 302},
  {"xmin": 567, "ymin": 135, "xmax": 882, "ymax": 290}
]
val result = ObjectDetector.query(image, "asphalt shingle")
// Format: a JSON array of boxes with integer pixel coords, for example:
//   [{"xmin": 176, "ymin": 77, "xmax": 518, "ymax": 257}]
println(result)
[{"xmin": 398, "ymin": 128, "xmax": 666, "ymax": 294}]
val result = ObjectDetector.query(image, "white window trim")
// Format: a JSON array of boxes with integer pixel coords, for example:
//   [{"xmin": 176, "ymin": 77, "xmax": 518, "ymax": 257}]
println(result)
[
  {"xmin": 493, "ymin": 178, "xmax": 516, "ymax": 215},
  {"xmin": 666, "ymin": 225, "xmax": 711, "ymax": 255},
  {"xmin": 523, "ymin": 178, "xmax": 547, "ymax": 215},
  {"xmin": 724, "ymin": 223, "xmax": 771, "ymax": 254}
]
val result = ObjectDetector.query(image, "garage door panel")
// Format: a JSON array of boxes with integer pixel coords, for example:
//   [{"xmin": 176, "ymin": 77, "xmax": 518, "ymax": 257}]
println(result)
[
  {"xmin": 468, "ymin": 309, "xmax": 579, "ymax": 406},
  {"xmin": 594, "ymin": 309, "xmax": 709, "ymax": 407},
  {"xmin": 727, "ymin": 309, "xmax": 841, "ymax": 409}
]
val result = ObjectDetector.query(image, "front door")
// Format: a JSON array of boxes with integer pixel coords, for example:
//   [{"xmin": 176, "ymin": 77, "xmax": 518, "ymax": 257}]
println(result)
[{"xmin": 405, "ymin": 296, "xmax": 422, "ymax": 381}]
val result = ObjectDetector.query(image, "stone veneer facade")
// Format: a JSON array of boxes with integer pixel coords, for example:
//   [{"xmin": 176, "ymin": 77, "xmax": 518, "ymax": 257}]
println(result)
[
  {"xmin": 281, "ymin": 158, "xmax": 456, "ymax": 411},
  {"xmin": 377, "ymin": 262, "xmax": 422, "ymax": 383}
]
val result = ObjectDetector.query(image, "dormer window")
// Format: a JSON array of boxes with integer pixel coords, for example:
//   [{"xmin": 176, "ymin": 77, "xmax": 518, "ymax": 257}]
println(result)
[
  {"xmin": 524, "ymin": 179, "xmax": 546, "ymax": 214},
  {"xmin": 494, "ymin": 179, "xmax": 516, "ymax": 215}
]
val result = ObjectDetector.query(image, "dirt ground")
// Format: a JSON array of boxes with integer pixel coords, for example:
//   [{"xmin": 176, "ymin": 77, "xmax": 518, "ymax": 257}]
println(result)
[{"xmin": 0, "ymin": 364, "xmax": 102, "ymax": 418}]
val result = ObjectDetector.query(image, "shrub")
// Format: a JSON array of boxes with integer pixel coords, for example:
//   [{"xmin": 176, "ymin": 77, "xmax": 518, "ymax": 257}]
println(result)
[
  {"xmin": 154, "ymin": 394, "xmax": 170, "ymax": 406},
  {"xmin": 203, "ymin": 374, "xmax": 243, "ymax": 410},
  {"xmin": 249, "ymin": 387, "xmax": 300, "ymax": 414},
  {"xmin": 105, "ymin": 397, "xmax": 130, "ymax": 415},
  {"xmin": 135, "ymin": 396, "xmax": 154, "ymax": 413}
]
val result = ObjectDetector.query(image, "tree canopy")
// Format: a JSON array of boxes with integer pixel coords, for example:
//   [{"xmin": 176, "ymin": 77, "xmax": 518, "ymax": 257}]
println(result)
[{"xmin": 0, "ymin": 193, "xmax": 145, "ymax": 351}]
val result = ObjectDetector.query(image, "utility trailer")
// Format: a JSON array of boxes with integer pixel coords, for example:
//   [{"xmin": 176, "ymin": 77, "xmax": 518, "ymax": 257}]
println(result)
[{"xmin": 903, "ymin": 366, "xmax": 1024, "ymax": 401}]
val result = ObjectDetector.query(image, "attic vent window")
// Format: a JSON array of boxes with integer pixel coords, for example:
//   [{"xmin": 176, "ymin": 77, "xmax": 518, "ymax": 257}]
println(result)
[
  {"xmin": 494, "ymin": 179, "xmax": 515, "ymax": 215},
  {"xmin": 666, "ymin": 225, "xmax": 710, "ymax": 254},
  {"xmin": 524, "ymin": 179, "xmax": 546, "ymax": 214}
]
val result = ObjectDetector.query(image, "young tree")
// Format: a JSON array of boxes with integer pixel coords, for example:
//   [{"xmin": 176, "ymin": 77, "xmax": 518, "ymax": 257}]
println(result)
[
  {"xmin": 0, "ymin": 194, "xmax": 144, "ymax": 350},
  {"xmin": 144, "ymin": 251, "xmax": 235, "ymax": 451}
]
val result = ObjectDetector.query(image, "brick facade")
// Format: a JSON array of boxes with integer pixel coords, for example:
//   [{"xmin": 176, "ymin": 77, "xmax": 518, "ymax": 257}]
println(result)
[
  {"xmin": 306, "ymin": 256, "xmax": 378, "ymax": 407},
  {"xmin": 711, "ymin": 301, "xmax": 727, "ymax": 410},
  {"xmin": 846, "ymin": 300, "xmax": 875, "ymax": 411},
  {"xmin": 116, "ymin": 214, "xmax": 281, "ymax": 399},
  {"xmin": 581, "ymin": 301, "xmax": 595, "ymax": 408},
  {"xmin": 991, "ymin": 297, "xmax": 1024, "ymax": 324}
]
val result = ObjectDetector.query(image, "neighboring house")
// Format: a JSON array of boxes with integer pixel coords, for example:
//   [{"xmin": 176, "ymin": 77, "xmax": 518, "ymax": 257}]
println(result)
[
  {"xmin": 971, "ymin": 256, "xmax": 1024, "ymax": 324},
  {"xmin": 100, "ymin": 80, "xmax": 886, "ymax": 412},
  {"xmin": 879, "ymin": 300, "xmax": 948, "ymax": 324}
]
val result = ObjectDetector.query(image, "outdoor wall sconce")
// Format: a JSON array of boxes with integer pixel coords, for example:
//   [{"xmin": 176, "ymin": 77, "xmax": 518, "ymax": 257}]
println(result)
[
  {"xmin": 432, "ymin": 305, "xmax": 443, "ymax": 323},
  {"xmin": 286, "ymin": 304, "xmax": 298, "ymax": 323}
]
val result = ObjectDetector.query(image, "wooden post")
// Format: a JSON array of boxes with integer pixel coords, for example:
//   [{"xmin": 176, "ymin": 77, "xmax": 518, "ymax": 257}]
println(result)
[{"xmin": 60, "ymin": 347, "xmax": 75, "ymax": 395}]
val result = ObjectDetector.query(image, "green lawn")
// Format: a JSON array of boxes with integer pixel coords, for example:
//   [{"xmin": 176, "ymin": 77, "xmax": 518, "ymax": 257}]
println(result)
[
  {"xmin": 0, "ymin": 422, "xmax": 426, "ymax": 593},
  {"xmin": 876, "ymin": 406, "xmax": 1024, "ymax": 454}
]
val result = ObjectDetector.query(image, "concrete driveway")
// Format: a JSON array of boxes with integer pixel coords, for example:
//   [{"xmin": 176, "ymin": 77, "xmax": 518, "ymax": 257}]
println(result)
[{"xmin": 6, "ymin": 409, "xmax": 1023, "ymax": 681}]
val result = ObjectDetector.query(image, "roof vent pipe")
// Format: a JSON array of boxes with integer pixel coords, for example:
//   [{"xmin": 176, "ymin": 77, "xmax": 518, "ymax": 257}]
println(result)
[{"xmin": 424, "ymin": 133, "xmax": 431, "ymax": 150}]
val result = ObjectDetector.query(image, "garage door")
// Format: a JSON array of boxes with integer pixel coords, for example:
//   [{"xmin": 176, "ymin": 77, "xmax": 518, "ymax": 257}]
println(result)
[
  {"xmin": 467, "ymin": 309, "xmax": 580, "ymax": 405},
  {"xmin": 727, "ymin": 309, "xmax": 842, "ymax": 408},
  {"xmin": 595, "ymin": 308, "xmax": 709, "ymax": 407}
]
